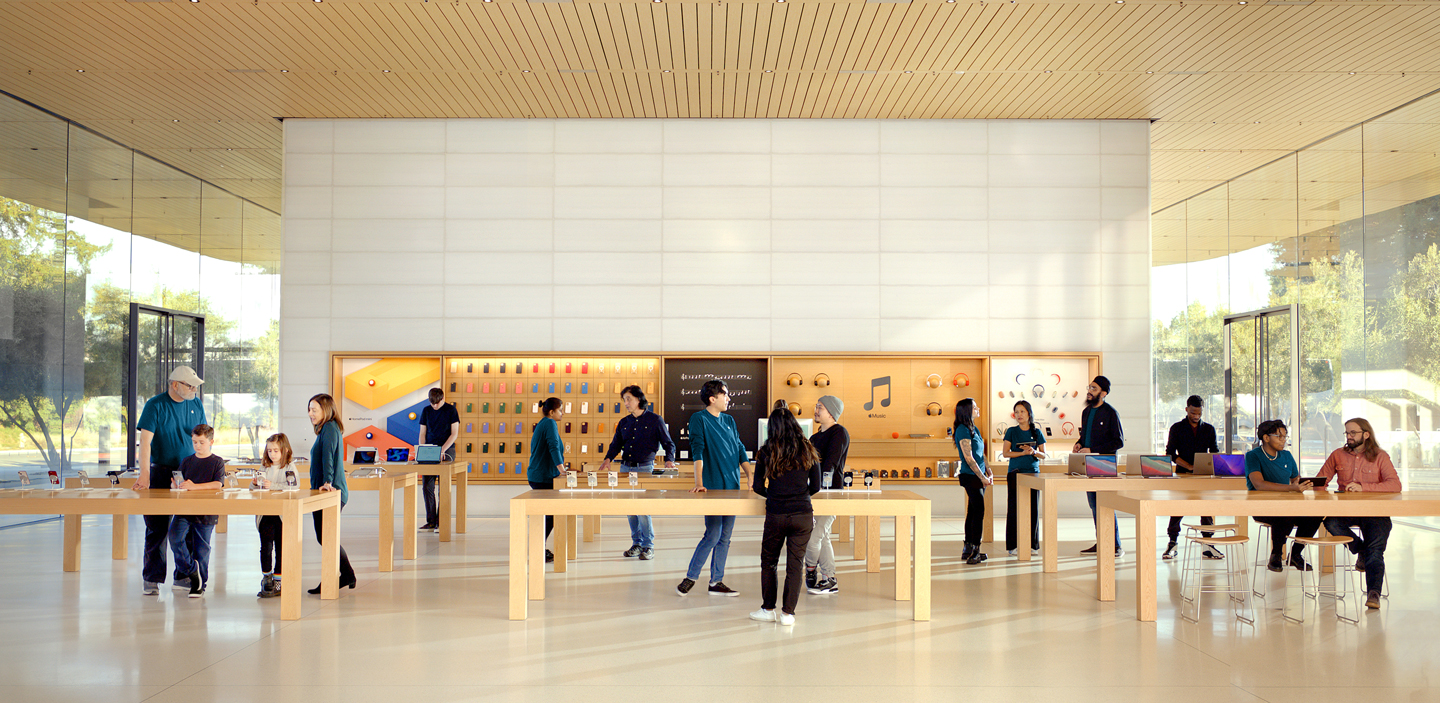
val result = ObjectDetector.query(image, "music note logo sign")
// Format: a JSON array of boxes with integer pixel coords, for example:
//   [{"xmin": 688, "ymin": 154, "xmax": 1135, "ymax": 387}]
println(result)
[{"xmin": 864, "ymin": 376, "xmax": 892, "ymax": 412}]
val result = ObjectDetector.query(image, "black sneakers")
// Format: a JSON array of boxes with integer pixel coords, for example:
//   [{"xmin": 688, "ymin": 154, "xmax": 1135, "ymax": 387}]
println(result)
[
  {"xmin": 257, "ymin": 574, "xmax": 280, "ymax": 598},
  {"xmin": 808, "ymin": 578, "xmax": 839, "ymax": 595},
  {"xmin": 805, "ymin": 566, "xmax": 818, "ymax": 590},
  {"xmin": 676, "ymin": 578, "xmax": 696, "ymax": 596},
  {"xmin": 187, "ymin": 572, "xmax": 204, "ymax": 599},
  {"xmin": 1081, "ymin": 544, "xmax": 1099, "ymax": 554},
  {"xmin": 1162, "ymin": 542, "xmax": 1179, "ymax": 560},
  {"xmin": 708, "ymin": 582, "xmax": 739, "ymax": 597},
  {"xmin": 1287, "ymin": 553, "xmax": 1312, "ymax": 572},
  {"xmin": 545, "ymin": 549, "xmax": 555, "ymax": 563},
  {"xmin": 419, "ymin": 522, "xmax": 438, "ymax": 532},
  {"xmin": 1267, "ymin": 554, "xmax": 1284, "ymax": 572},
  {"xmin": 639, "ymin": 547, "xmax": 655, "ymax": 560},
  {"xmin": 1201, "ymin": 547, "xmax": 1225, "ymax": 560},
  {"xmin": 623, "ymin": 544, "xmax": 643, "ymax": 558}
]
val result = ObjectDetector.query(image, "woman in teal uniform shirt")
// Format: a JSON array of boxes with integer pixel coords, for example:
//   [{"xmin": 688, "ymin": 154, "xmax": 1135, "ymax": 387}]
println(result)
[
  {"xmin": 1002, "ymin": 400, "xmax": 1046, "ymax": 557},
  {"xmin": 527, "ymin": 397, "xmax": 567, "ymax": 563},
  {"xmin": 1246, "ymin": 419, "xmax": 1320, "ymax": 572},
  {"xmin": 953, "ymin": 398, "xmax": 992, "ymax": 565},
  {"xmin": 307, "ymin": 393, "xmax": 356, "ymax": 593}
]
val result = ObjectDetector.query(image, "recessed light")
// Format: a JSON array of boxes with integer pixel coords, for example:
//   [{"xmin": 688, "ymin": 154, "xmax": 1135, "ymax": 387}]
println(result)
[
  {"xmin": 1115, "ymin": 1, "xmax": 1123, "ymax": 3},
  {"xmin": 903, "ymin": 70, "xmax": 913, "ymax": 74},
  {"xmin": 523, "ymin": 70, "xmax": 530, "ymax": 73},
  {"xmin": 764, "ymin": 70, "xmax": 773, "ymax": 73},
  {"xmin": 226, "ymin": 148, "xmax": 233, "ymax": 151},
  {"xmin": 383, "ymin": 70, "xmax": 391, "ymax": 73},
  {"xmin": 662, "ymin": 69, "xmax": 671, "ymax": 73},
  {"xmin": 281, "ymin": 69, "xmax": 289, "ymax": 73},
  {"xmin": 76, "ymin": 69, "xmax": 84, "ymax": 73},
  {"xmin": 1238, "ymin": 1, "xmax": 1246, "ymax": 4},
  {"xmin": 1146, "ymin": 71, "xmax": 1153, "ymax": 74},
  {"xmin": 1044, "ymin": 70, "xmax": 1052, "ymax": 73},
  {"xmin": 1348, "ymin": 72, "xmax": 1356, "ymax": 75},
  {"xmin": 777, "ymin": 0, "xmax": 785, "ymax": 3},
  {"xmin": 172, "ymin": 119, "xmax": 179, "ymax": 122}
]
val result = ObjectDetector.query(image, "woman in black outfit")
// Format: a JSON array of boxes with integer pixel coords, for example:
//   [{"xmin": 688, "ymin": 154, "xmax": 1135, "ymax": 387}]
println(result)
[{"xmin": 750, "ymin": 404, "xmax": 822, "ymax": 627}]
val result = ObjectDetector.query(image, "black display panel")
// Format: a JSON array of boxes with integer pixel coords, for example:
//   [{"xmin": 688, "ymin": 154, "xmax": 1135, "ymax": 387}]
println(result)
[{"xmin": 662, "ymin": 358, "xmax": 768, "ymax": 459}]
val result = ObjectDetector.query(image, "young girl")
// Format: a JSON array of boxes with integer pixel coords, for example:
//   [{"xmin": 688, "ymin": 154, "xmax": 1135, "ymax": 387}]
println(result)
[
  {"xmin": 254, "ymin": 433, "xmax": 296, "ymax": 598},
  {"xmin": 750, "ymin": 404, "xmax": 822, "ymax": 626}
]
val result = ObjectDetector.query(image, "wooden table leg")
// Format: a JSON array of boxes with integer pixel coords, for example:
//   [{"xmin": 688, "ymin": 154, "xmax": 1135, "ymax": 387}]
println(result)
[
  {"xmin": 854, "ymin": 516, "xmax": 868, "ymax": 561},
  {"xmin": 837, "ymin": 515, "xmax": 851, "ymax": 543},
  {"xmin": 217, "ymin": 515, "xmax": 227, "ymax": 534},
  {"xmin": 455, "ymin": 466, "xmax": 468, "ymax": 534},
  {"xmin": 1043, "ymin": 488, "xmax": 1059, "ymax": 573},
  {"xmin": 915, "ymin": 503, "xmax": 931, "ymax": 621},
  {"xmin": 509, "ymin": 501, "xmax": 528, "ymax": 620},
  {"xmin": 584, "ymin": 514, "xmax": 596, "ymax": 542},
  {"xmin": 403, "ymin": 475, "xmax": 417, "ymax": 561},
  {"xmin": 379, "ymin": 478, "xmax": 395, "ymax": 572},
  {"xmin": 1237, "ymin": 516, "xmax": 1249, "ymax": 539},
  {"xmin": 867, "ymin": 516, "xmax": 881, "ymax": 573},
  {"xmin": 439, "ymin": 469, "xmax": 453, "ymax": 543},
  {"xmin": 1097, "ymin": 503, "xmax": 1116, "ymax": 602},
  {"xmin": 1136, "ymin": 507, "xmax": 1157, "ymax": 622},
  {"xmin": 895, "ymin": 515, "xmax": 911, "ymax": 601},
  {"xmin": 1017, "ymin": 480, "xmax": 1032, "ymax": 562},
  {"xmin": 281, "ymin": 502, "xmax": 304, "ymax": 621},
  {"xmin": 983, "ymin": 484, "xmax": 995, "ymax": 543},
  {"xmin": 529, "ymin": 514, "xmax": 545, "ymax": 600},
  {"xmin": 566, "ymin": 515, "xmax": 577, "ymax": 560},
  {"xmin": 321, "ymin": 502, "xmax": 340, "ymax": 600},
  {"xmin": 553, "ymin": 513, "xmax": 569, "ymax": 573},
  {"xmin": 112, "ymin": 515, "xmax": 127, "ymax": 560},
  {"xmin": 63, "ymin": 515, "xmax": 81, "ymax": 572}
]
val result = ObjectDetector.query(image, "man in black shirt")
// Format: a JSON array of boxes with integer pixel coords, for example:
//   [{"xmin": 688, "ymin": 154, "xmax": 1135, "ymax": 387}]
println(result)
[
  {"xmin": 1074, "ymin": 376, "xmax": 1124, "ymax": 557},
  {"xmin": 418, "ymin": 387, "xmax": 460, "ymax": 532},
  {"xmin": 600, "ymin": 385, "xmax": 677, "ymax": 560},
  {"xmin": 1162, "ymin": 395, "xmax": 1222, "ymax": 560}
]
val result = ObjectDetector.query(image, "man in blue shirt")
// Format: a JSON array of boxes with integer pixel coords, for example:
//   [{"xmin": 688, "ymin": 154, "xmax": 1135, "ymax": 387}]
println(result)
[
  {"xmin": 600, "ymin": 385, "xmax": 676, "ymax": 560},
  {"xmin": 131, "ymin": 366, "xmax": 208, "ymax": 596},
  {"xmin": 677, "ymin": 379, "xmax": 752, "ymax": 598}
]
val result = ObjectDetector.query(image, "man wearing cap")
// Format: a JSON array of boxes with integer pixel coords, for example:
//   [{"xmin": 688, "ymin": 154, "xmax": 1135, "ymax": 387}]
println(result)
[
  {"xmin": 804, "ymin": 395, "xmax": 849, "ymax": 595},
  {"xmin": 131, "ymin": 366, "xmax": 208, "ymax": 596},
  {"xmin": 1073, "ymin": 375, "xmax": 1124, "ymax": 557}
]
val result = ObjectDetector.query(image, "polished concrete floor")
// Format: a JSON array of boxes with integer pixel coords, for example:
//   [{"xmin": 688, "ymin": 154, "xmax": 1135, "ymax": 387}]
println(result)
[{"xmin": 1, "ymin": 513, "xmax": 1435, "ymax": 703}]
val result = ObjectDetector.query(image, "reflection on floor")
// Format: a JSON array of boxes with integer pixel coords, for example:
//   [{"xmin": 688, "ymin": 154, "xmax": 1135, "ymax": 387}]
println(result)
[{"xmin": 0, "ymin": 514, "xmax": 1435, "ymax": 703}]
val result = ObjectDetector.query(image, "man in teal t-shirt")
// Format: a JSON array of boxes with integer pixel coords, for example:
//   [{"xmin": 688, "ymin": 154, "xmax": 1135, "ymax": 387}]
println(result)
[
  {"xmin": 132, "ymin": 366, "xmax": 208, "ymax": 595},
  {"xmin": 677, "ymin": 379, "xmax": 752, "ymax": 598}
]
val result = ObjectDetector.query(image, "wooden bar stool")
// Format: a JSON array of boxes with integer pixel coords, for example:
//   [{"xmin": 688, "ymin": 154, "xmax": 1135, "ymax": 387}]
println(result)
[
  {"xmin": 1179, "ymin": 534, "xmax": 1254, "ymax": 624},
  {"xmin": 1283, "ymin": 535, "xmax": 1360, "ymax": 624}
]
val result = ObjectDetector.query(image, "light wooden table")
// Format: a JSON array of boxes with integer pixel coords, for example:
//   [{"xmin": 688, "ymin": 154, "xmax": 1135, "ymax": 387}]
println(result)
[
  {"xmin": 1096, "ymin": 489, "xmax": 1440, "ymax": 621},
  {"xmin": 389, "ymin": 461, "xmax": 468, "ymax": 542},
  {"xmin": 509, "ymin": 489, "xmax": 932, "ymax": 621},
  {"xmin": 72, "ymin": 470, "xmax": 421, "ymax": 573},
  {"xmin": 0, "ymin": 487, "xmax": 341, "ymax": 620},
  {"xmin": 1014, "ymin": 473, "xmax": 1249, "ymax": 572}
]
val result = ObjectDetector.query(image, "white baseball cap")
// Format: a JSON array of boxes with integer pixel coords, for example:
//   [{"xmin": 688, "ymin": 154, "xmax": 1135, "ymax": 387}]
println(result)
[{"xmin": 168, "ymin": 366, "xmax": 204, "ymax": 387}]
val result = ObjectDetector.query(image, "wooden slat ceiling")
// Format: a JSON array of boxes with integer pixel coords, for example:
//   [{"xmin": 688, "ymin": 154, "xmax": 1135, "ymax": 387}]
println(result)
[{"xmin": 2, "ymin": 0, "xmax": 1439, "ymax": 264}]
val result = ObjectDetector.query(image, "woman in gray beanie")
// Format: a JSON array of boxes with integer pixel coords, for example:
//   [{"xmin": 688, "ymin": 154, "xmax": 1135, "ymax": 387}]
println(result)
[{"xmin": 805, "ymin": 395, "xmax": 849, "ymax": 594}]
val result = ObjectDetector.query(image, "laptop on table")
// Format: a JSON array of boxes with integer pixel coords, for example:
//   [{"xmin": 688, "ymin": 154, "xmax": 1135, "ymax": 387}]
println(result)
[
  {"xmin": 1211, "ymin": 454, "xmax": 1247, "ymax": 477},
  {"xmin": 1131, "ymin": 454, "xmax": 1175, "ymax": 478},
  {"xmin": 1084, "ymin": 455, "xmax": 1120, "ymax": 478}
]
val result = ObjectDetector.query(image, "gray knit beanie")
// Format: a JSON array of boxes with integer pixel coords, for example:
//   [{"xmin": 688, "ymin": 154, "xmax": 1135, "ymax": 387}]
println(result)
[{"xmin": 818, "ymin": 395, "xmax": 844, "ymax": 422}]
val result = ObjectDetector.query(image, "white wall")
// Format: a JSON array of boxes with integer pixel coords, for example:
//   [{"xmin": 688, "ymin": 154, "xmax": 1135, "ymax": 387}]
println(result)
[{"xmin": 280, "ymin": 118, "xmax": 1153, "ymax": 500}]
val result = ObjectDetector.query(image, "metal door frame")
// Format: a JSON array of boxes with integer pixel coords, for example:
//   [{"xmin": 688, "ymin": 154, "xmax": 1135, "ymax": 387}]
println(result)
[
  {"xmin": 125, "ymin": 303, "xmax": 206, "ymax": 469},
  {"xmin": 1222, "ymin": 304, "xmax": 1300, "ymax": 454}
]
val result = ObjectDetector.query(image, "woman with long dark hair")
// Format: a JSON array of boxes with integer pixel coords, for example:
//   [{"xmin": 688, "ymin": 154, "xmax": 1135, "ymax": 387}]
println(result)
[
  {"xmin": 953, "ymin": 398, "xmax": 991, "ymax": 564},
  {"xmin": 1001, "ymin": 400, "xmax": 1045, "ymax": 557},
  {"xmin": 307, "ymin": 393, "xmax": 356, "ymax": 593},
  {"xmin": 527, "ymin": 397, "xmax": 567, "ymax": 563},
  {"xmin": 750, "ymin": 405, "xmax": 822, "ymax": 626}
]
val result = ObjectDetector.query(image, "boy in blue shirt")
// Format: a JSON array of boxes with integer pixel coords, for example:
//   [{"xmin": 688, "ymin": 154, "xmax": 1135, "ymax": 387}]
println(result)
[
  {"xmin": 677, "ymin": 379, "xmax": 752, "ymax": 598},
  {"xmin": 168, "ymin": 424, "xmax": 227, "ymax": 598},
  {"xmin": 1245, "ymin": 419, "xmax": 1320, "ymax": 572}
]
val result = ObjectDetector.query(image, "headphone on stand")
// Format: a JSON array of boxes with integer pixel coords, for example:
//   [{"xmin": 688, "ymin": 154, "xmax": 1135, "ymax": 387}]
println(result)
[
  {"xmin": 954, "ymin": 373, "xmax": 970, "ymax": 387},
  {"xmin": 786, "ymin": 373, "xmax": 803, "ymax": 387},
  {"xmin": 925, "ymin": 402, "xmax": 943, "ymax": 416},
  {"xmin": 813, "ymin": 373, "xmax": 830, "ymax": 387},
  {"xmin": 926, "ymin": 374, "xmax": 942, "ymax": 389}
]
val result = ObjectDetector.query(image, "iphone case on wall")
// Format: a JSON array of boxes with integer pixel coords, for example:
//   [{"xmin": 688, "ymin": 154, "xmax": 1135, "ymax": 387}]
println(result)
[
  {"xmin": 581, "ymin": 422, "xmax": 588, "ymax": 434},
  {"xmin": 466, "ymin": 362, "xmax": 472, "ymax": 373},
  {"xmin": 466, "ymin": 422, "xmax": 473, "ymax": 432},
  {"xmin": 581, "ymin": 402, "xmax": 588, "ymax": 414},
  {"xmin": 498, "ymin": 422, "xmax": 506, "ymax": 434},
  {"xmin": 631, "ymin": 362, "xmax": 638, "ymax": 373},
  {"xmin": 498, "ymin": 462, "xmax": 505, "ymax": 473},
  {"xmin": 646, "ymin": 382, "xmax": 655, "ymax": 395},
  {"xmin": 565, "ymin": 402, "xmax": 572, "ymax": 413},
  {"xmin": 515, "ymin": 441, "xmax": 522, "ymax": 454},
  {"xmin": 500, "ymin": 363, "xmax": 506, "ymax": 373},
  {"xmin": 564, "ymin": 382, "xmax": 572, "ymax": 393},
  {"xmin": 515, "ymin": 361, "xmax": 523, "ymax": 373},
  {"xmin": 614, "ymin": 402, "xmax": 622, "ymax": 413},
  {"xmin": 564, "ymin": 422, "xmax": 571, "ymax": 433},
  {"xmin": 532, "ymin": 363, "xmax": 540, "ymax": 373},
  {"xmin": 598, "ymin": 443, "xmax": 605, "ymax": 453},
  {"xmin": 466, "ymin": 443, "xmax": 473, "ymax": 453},
  {"xmin": 581, "ymin": 362, "xmax": 589, "ymax": 374},
  {"xmin": 466, "ymin": 403, "xmax": 473, "ymax": 413},
  {"xmin": 450, "ymin": 361, "xmax": 459, "ymax": 373},
  {"xmin": 565, "ymin": 362, "xmax": 572, "ymax": 373},
  {"xmin": 597, "ymin": 382, "xmax": 605, "ymax": 394},
  {"xmin": 515, "ymin": 461, "xmax": 523, "ymax": 474},
  {"xmin": 597, "ymin": 362, "xmax": 606, "ymax": 373},
  {"xmin": 516, "ymin": 383, "xmax": 523, "ymax": 394},
  {"xmin": 482, "ymin": 382, "xmax": 491, "ymax": 393},
  {"xmin": 482, "ymin": 402, "xmax": 490, "ymax": 413},
  {"xmin": 483, "ymin": 363, "xmax": 490, "ymax": 373},
  {"xmin": 450, "ymin": 382, "xmax": 456, "ymax": 392},
  {"xmin": 515, "ymin": 423, "xmax": 522, "ymax": 434},
  {"xmin": 549, "ymin": 362, "xmax": 556, "ymax": 373},
  {"xmin": 581, "ymin": 444, "xmax": 588, "ymax": 454},
  {"xmin": 581, "ymin": 382, "xmax": 588, "ymax": 394},
  {"xmin": 481, "ymin": 422, "xmax": 489, "ymax": 433},
  {"xmin": 531, "ymin": 402, "xmax": 540, "ymax": 414},
  {"xmin": 498, "ymin": 382, "xmax": 506, "ymax": 394},
  {"xmin": 465, "ymin": 383, "xmax": 473, "ymax": 393},
  {"xmin": 548, "ymin": 382, "xmax": 555, "ymax": 393},
  {"xmin": 498, "ymin": 442, "xmax": 506, "ymax": 454},
  {"xmin": 598, "ymin": 423, "xmax": 606, "ymax": 434},
  {"xmin": 482, "ymin": 442, "xmax": 489, "ymax": 454},
  {"xmin": 481, "ymin": 462, "xmax": 489, "ymax": 473},
  {"xmin": 531, "ymin": 383, "xmax": 539, "ymax": 393},
  {"xmin": 647, "ymin": 362, "xmax": 655, "ymax": 373}
]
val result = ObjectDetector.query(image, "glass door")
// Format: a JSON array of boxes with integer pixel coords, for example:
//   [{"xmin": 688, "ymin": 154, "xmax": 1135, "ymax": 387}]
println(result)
[
  {"xmin": 1223, "ymin": 305, "xmax": 1300, "ymax": 459},
  {"xmin": 125, "ymin": 303, "xmax": 205, "ymax": 469}
]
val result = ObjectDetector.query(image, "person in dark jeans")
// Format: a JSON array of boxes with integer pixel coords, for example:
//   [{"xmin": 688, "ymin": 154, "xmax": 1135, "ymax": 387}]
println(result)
[
  {"xmin": 417, "ymin": 387, "xmax": 460, "ymax": 532},
  {"xmin": 1318, "ymin": 417, "xmax": 1402, "ymax": 609},
  {"xmin": 953, "ymin": 398, "xmax": 991, "ymax": 565},
  {"xmin": 527, "ymin": 397, "xmax": 567, "ymax": 563},
  {"xmin": 1163, "ymin": 395, "xmax": 1222, "ymax": 560},
  {"xmin": 132, "ymin": 365, "xmax": 208, "ymax": 596},
  {"xmin": 1075, "ymin": 375, "xmax": 1124, "ymax": 557},
  {"xmin": 750, "ymin": 404, "xmax": 821, "ymax": 626}
]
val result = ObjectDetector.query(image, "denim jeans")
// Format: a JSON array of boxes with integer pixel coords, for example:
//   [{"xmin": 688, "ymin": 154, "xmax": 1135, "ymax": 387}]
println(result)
[
  {"xmin": 804, "ymin": 514, "xmax": 837, "ymax": 579},
  {"xmin": 1323, "ymin": 516, "xmax": 1391, "ymax": 594},
  {"xmin": 167, "ymin": 517, "xmax": 214, "ymax": 585},
  {"xmin": 1087, "ymin": 492, "xmax": 1121, "ymax": 549},
  {"xmin": 686, "ymin": 515, "xmax": 735, "ymax": 583},
  {"xmin": 623, "ymin": 463, "xmax": 655, "ymax": 548},
  {"xmin": 141, "ymin": 464, "xmax": 177, "ymax": 584}
]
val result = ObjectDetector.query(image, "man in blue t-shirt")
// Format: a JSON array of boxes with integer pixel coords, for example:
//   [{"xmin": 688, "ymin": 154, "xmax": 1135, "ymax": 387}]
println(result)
[{"xmin": 132, "ymin": 366, "xmax": 208, "ymax": 596}]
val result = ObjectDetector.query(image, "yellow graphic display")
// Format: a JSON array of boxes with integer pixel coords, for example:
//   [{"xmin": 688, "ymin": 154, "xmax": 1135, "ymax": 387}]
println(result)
[{"xmin": 345, "ymin": 358, "xmax": 441, "ymax": 410}]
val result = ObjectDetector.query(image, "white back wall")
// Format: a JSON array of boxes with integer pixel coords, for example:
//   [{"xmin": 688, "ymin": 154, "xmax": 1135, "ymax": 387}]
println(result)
[{"xmin": 281, "ymin": 118, "xmax": 1153, "ymax": 478}]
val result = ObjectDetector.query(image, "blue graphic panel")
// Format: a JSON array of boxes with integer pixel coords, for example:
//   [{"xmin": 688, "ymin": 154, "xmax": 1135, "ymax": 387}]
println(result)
[{"xmin": 385, "ymin": 399, "xmax": 429, "ymax": 446}]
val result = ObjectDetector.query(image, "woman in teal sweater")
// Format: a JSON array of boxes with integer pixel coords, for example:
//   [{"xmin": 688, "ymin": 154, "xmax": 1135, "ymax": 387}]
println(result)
[
  {"xmin": 307, "ymin": 393, "xmax": 356, "ymax": 593},
  {"xmin": 953, "ymin": 398, "xmax": 992, "ymax": 565},
  {"xmin": 527, "ymin": 397, "xmax": 566, "ymax": 563}
]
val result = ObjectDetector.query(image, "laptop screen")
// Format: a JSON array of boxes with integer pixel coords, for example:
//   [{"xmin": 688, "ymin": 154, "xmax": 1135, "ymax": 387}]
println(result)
[
  {"xmin": 1084, "ymin": 455, "xmax": 1119, "ymax": 477},
  {"xmin": 1213, "ymin": 454, "xmax": 1247, "ymax": 477},
  {"xmin": 1139, "ymin": 455, "xmax": 1173, "ymax": 477}
]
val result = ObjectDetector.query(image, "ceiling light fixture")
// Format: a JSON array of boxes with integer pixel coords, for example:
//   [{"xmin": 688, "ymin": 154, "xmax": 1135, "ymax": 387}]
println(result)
[
  {"xmin": 383, "ymin": 70, "xmax": 391, "ymax": 73},
  {"xmin": 1238, "ymin": 1, "xmax": 1246, "ymax": 4},
  {"xmin": 281, "ymin": 69, "xmax": 289, "ymax": 73},
  {"xmin": 1146, "ymin": 71, "xmax": 1153, "ymax": 74},
  {"xmin": 903, "ymin": 70, "xmax": 913, "ymax": 74},
  {"xmin": 764, "ymin": 70, "xmax": 773, "ymax": 73},
  {"xmin": 1349, "ymin": 72, "xmax": 1356, "ymax": 75},
  {"xmin": 77, "ymin": 69, "xmax": 84, "ymax": 73},
  {"xmin": 663, "ymin": 69, "xmax": 671, "ymax": 73},
  {"xmin": 955, "ymin": 70, "xmax": 965, "ymax": 74},
  {"xmin": 1044, "ymin": 70, "xmax": 1052, "ymax": 73}
]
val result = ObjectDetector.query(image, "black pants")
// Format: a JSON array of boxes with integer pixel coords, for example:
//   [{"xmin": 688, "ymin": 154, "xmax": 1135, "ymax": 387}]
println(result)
[
  {"xmin": 258, "ymin": 516, "xmax": 283, "ymax": 574},
  {"xmin": 312, "ymin": 502, "xmax": 355, "ymax": 581},
  {"xmin": 422, "ymin": 475, "xmax": 439, "ymax": 525},
  {"xmin": 528, "ymin": 479, "xmax": 555, "ymax": 539},
  {"xmin": 1006, "ymin": 473, "xmax": 1039, "ymax": 551},
  {"xmin": 1256, "ymin": 516, "xmax": 1322, "ymax": 557},
  {"xmin": 1166, "ymin": 515, "xmax": 1214, "ymax": 543},
  {"xmin": 759, "ymin": 511, "xmax": 814, "ymax": 615},
  {"xmin": 1324, "ymin": 516, "xmax": 1392, "ymax": 594},
  {"xmin": 958, "ymin": 474, "xmax": 986, "ymax": 546}
]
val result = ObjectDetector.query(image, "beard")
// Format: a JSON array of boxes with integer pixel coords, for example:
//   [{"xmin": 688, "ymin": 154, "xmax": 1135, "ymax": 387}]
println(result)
[
  {"xmin": 1345, "ymin": 438, "xmax": 1362, "ymax": 451},
  {"xmin": 1085, "ymin": 393, "xmax": 1099, "ymax": 407}
]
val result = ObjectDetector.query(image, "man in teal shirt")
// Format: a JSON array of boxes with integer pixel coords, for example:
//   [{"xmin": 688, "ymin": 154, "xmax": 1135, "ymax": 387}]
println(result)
[
  {"xmin": 677, "ymin": 379, "xmax": 752, "ymax": 598},
  {"xmin": 131, "ymin": 366, "xmax": 208, "ymax": 595}
]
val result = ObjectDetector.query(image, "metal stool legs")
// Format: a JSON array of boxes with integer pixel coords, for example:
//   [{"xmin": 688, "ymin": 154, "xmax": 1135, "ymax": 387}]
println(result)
[
  {"xmin": 1282, "ymin": 535, "xmax": 1359, "ymax": 624},
  {"xmin": 1180, "ymin": 535, "xmax": 1254, "ymax": 625},
  {"xmin": 1251, "ymin": 522, "xmax": 1274, "ymax": 598}
]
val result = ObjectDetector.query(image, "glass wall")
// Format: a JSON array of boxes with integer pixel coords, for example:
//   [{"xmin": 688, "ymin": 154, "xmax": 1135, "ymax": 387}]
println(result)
[
  {"xmin": 0, "ymin": 93, "xmax": 280, "ymax": 516},
  {"xmin": 1153, "ymin": 89, "xmax": 1440, "ymax": 488}
]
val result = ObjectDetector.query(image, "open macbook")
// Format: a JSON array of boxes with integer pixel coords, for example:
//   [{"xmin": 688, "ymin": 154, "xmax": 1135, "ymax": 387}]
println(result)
[
  {"xmin": 1132, "ymin": 454, "xmax": 1175, "ymax": 478},
  {"xmin": 1084, "ymin": 455, "xmax": 1120, "ymax": 478}
]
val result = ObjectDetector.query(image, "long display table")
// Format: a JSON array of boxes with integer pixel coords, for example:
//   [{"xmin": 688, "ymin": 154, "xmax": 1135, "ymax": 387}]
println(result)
[
  {"xmin": 0, "ymin": 487, "xmax": 341, "ymax": 620},
  {"xmin": 509, "ymin": 489, "xmax": 931, "ymax": 621}
]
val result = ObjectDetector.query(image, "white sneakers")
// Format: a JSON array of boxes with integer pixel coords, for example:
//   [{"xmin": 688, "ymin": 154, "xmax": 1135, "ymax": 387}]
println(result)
[{"xmin": 749, "ymin": 608, "xmax": 795, "ymax": 626}]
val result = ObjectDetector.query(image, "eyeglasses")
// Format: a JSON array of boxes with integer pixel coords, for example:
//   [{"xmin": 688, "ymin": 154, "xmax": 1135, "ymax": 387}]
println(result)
[
  {"xmin": 1344, "ymin": 431, "xmax": 1364, "ymax": 437},
  {"xmin": 177, "ymin": 381, "xmax": 195, "ymax": 391}
]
